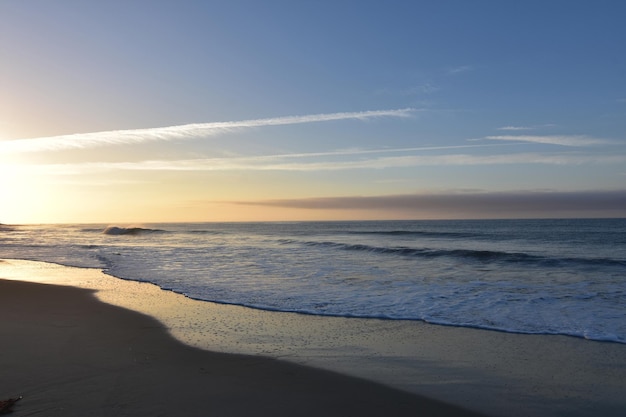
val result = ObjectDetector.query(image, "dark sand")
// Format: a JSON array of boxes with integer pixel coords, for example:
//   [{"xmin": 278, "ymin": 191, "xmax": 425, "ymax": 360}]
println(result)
[{"xmin": 0, "ymin": 278, "xmax": 484, "ymax": 417}]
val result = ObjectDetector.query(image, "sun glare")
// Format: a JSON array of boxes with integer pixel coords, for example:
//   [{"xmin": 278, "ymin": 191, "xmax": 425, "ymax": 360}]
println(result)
[{"xmin": 0, "ymin": 160, "xmax": 49, "ymax": 224}]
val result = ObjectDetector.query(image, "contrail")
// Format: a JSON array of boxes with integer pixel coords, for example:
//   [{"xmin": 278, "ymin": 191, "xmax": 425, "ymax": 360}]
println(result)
[{"xmin": 0, "ymin": 108, "xmax": 416, "ymax": 154}]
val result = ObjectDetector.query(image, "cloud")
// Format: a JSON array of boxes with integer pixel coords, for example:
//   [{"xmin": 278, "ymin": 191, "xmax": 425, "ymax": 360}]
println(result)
[
  {"xmin": 24, "ymin": 151, "xmax": 626, "ymax": 175},
  {"xmin": 495, "ymin": 124, "xmax": 557, "ymax": 131},
  {"xmin": 497, "ymin": 126, "xmax": 534, "ymax": 131},
  {"xmin": 229, "ymin": 190, "xmax": 626, "ymax": 218},
  {"xmin": 446, "ymin": 65, "xmax": 474, "ymax": 75},
  {"xmin": 485, "ymin": 135, "xmax": 612, "ymax": 147},
  {"xmin": 0, "ymin": 108, "xmax": 416, "ymax": 154}
]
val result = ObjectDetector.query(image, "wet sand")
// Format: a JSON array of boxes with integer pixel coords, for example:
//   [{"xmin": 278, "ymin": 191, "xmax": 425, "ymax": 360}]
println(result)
[{"xmin": 0, "ymin": 278, "xmax": 485, "ymax": 417}]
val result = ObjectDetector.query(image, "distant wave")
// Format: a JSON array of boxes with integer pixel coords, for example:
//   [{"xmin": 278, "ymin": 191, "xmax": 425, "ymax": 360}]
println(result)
[
  {"xmin": 102, "ymin": 226, "xmax": 166, "ymax": 236},
  {"xmin": 347, "ymin": 230, "xmax": 481, "ymax": 239},
  {"xmin": 186, "ymin": 230, "xmax": 226, "ymax": 235},
  {"xmin": 0, "ymin": 223, "xmax": 15, "ymax": 231},
  {"xmin": 278, "ymin": 239, "xmax": 626, "ymax": 267}
]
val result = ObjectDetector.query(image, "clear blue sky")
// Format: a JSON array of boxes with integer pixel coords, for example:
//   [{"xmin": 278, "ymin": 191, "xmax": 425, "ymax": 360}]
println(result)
[{"xmin": 1, "ymin": 1, "xmax": 625, "ymax": 222}]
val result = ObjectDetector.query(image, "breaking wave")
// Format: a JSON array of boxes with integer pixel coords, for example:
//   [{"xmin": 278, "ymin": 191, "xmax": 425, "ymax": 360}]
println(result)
[
  {"xmin": 0, "ymin": 223, "xmax": 16, "ymax": 232},
  {"xmin": 102, "ymin": 226, "xmax": 166, "ymax": 236}
]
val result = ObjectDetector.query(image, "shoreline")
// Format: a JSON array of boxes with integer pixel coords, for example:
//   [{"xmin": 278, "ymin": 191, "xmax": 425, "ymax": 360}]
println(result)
[
  {"xmin": 0, "ymin": 279, "xmax": 481, "ymax": 416},
  {"xmin": 2, "ymin": 259, "xmax": 626, "ymax": 416}
]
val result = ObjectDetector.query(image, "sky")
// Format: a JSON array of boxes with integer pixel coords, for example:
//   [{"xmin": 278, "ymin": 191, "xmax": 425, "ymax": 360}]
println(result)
[{"xmin": 1, "ymin": 0, "xmax": 625, "ymax": 223}]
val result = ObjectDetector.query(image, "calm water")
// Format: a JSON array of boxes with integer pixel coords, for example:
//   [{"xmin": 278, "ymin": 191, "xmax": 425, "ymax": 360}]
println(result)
[{"xmin": 1, "ymin": 219, "xmax": 625, "ymax": 343}]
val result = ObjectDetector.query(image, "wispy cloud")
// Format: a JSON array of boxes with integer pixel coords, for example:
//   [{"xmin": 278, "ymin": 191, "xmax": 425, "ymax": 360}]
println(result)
[
  {"xmin": 497, "ymin": 126, "xmax": 534, "ymax": 131},
  {"xmin": 0, "ymin": 108, "xmax": 416, "ymax": 154},
  {"xmin": 485, "ymin": 135, "xmax": 611, "ymax": 147},
  {"xmin": 24, "ymin": 151, "xmax": 626, "ymax": 175},
  {"xmin": 446, "ymin": 65, "xmax": 474, "ymax": 75},
  {"xmin": 496, "ymin": 124, "xmax": 557, "ymax": 131}
]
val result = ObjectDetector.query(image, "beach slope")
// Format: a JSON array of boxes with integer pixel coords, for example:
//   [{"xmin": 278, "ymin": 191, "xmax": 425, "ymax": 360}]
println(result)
[{"xmin": 0, "ymin": 279, "xmax": 483, "ymax": 417}]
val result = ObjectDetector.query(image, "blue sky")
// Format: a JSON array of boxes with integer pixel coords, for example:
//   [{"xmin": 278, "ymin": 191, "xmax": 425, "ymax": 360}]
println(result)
[{"xmin": 1, "ymin": 1, "xmax": 625, "ymax": 223}]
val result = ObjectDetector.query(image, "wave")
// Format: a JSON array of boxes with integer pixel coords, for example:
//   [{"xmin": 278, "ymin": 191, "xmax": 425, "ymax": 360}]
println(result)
[
  {"xmin": 347, "ymin": 230, "xmax": 481, "ymax": 239},
  {"xmin": 186, "ymin": 230, "xmax": 226, "ymax": 235},
  {"xmin": 102, "ymin": 226, "xmax": 167, "ymax": 236},
  {"xmin": 278, "ymin": 239, "xmax": 626, "ymax": 267}
]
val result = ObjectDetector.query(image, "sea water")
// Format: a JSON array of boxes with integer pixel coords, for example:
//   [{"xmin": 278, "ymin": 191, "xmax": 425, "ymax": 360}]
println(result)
[{"xmin": 1, "ymin": 219, "xmax": 624, "ymax": 343}]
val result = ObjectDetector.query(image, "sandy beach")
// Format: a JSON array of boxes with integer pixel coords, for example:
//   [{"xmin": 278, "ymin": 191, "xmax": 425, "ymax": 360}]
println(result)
[
  {"xmin": 0, "ymin": 276, "xmax": 483, "ymax": 416},
  {"xmin": 1, "ymin": 259, "xmax": 625, "ymax": 416}
]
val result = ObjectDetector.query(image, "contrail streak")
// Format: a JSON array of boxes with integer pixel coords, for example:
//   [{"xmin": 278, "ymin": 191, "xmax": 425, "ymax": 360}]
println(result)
[{"xmin": 0, "ymin": 108, "xmax": 416, "ymax": 154}]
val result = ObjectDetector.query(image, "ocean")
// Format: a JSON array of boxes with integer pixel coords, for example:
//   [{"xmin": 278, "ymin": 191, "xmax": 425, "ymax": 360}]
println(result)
[{"xmin": 1, "ymin": 218, "xmax": 625, "ymax": 344}]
